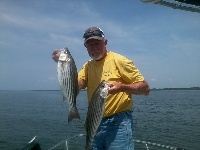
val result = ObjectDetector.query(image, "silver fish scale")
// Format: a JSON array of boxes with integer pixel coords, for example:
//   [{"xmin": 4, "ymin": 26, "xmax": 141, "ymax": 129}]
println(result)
[
  {"xmin": 57, "ymin": 48, "xmax": 80, "ymax": 123},
  {"xmin": 85, "ymin": 99, "xmax": 105, "ymax": 149},
  {"xmin": 58, "ymin": 60, "xmax": 77, "ymax": 105},
  {"xmin": 85, "ymin": 81, "xmax": 109, "ymax": 150}
]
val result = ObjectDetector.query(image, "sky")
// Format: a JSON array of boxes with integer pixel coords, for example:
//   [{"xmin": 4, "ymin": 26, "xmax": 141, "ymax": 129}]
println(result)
[{"xmin": 0, "ymin": 0, "xmax": 200, "ymax": 90}]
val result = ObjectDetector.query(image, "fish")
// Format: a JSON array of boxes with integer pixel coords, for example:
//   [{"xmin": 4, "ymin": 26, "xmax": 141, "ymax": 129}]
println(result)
[
  {"xmin": 85, "ymin": 80, "xmax": 109, "ymax": 150},
  {"xmin": 57, "ymin": 47, "xmax": 80, "ymax": 123}
]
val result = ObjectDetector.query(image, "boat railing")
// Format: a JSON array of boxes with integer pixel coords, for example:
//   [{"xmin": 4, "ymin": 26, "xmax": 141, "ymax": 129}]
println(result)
[
  {"xmin": 47, "ymin": 134, "xmax": 185, "ymax": 150},
  {"xmin": 48, "ymin": 134, "xmax": 85, "ymax": 150},
  {"xmin": 22, "ymin": 135, "xmax": 185, "ymax": 150}
]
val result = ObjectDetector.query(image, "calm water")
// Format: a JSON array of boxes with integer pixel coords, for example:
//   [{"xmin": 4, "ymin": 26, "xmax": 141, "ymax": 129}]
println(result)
[{"xmin": 0, "ymin": 90, "xmax": 199, "ymax": 150}]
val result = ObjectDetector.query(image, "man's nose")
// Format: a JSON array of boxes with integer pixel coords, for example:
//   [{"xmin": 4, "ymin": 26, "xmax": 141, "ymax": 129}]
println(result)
[{"xmin": 90, "ymin": 45, "xmax": 98, "ymax": 51}]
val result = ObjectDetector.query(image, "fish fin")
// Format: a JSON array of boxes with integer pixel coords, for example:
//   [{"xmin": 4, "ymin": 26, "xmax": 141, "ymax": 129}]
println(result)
[
  {"xmin": 68, "ymin": 107, "xmax": 81, "ymax": 123},
  {"xmin": 84, "ymin": 121, "xmax": 86, "ymax": 130},
  {"xmin": 62, "ymin": 96, "xmax": 67, "ymax": 102},
  {"xmin": 75, "ymin": 81, "xmax": 79, "ymax": 97}
]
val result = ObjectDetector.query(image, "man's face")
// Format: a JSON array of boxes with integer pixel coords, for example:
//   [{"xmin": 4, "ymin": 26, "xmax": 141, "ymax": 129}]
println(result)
[{"xmin": 85, "ymin": 39, "xmax": 107, "ymax": 61}]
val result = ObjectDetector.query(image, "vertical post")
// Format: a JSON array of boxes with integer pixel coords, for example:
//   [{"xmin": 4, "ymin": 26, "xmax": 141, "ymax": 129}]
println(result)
[{"xmin": 65, "ymin": 141, "xmax": 68, "ymax": 150}]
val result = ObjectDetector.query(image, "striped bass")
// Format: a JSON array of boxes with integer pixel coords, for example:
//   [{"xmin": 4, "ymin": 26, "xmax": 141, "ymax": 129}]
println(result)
[
  {"xmin": 57, "ymin": 47, "xmax": 80, "ymax": 123},
  {"xmin": 85, "ymin": 81, "xmax": 109, "ymax": 150}
]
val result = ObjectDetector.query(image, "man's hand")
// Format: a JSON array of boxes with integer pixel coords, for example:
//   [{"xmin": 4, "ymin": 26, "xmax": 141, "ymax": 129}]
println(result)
[
  {"xmin": 52, "ymin": 49, "xmax": 60, "ymax": 62},
  {"xmin": 108, "ymin": 82, "xmax": 122, "ymax": 94}
]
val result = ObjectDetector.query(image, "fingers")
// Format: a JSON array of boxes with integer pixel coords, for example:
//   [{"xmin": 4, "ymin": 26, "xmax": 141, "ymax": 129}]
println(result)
[
  {"xmin": 107, "ymin": 83, "xmax": 114, "ymax": 88},
  {"xmin": 52, "ymin": 49, "xmax": 60, "ymax": 62},
  {"xmin": 107, "ymin": 83, "xmax": 117, "ymax": 94},
  {"xmin": 107, "ymin": 82, "xmax": 123, "ymax": 94},
  {"xmin": 52, "ymin": 49, "xmax": 58, "ymax": 55}
]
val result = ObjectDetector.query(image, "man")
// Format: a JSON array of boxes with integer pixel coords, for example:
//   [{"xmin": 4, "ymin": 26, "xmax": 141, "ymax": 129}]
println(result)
[{"xmin": 52, "ymin": 27, "xmax": 150, "ymax": 150}]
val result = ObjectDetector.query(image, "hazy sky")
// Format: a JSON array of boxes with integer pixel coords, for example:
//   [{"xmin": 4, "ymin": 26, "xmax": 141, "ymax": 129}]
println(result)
[{"xmin": 0, "ymin": 0, "xmax": 200, "ymax": 90}]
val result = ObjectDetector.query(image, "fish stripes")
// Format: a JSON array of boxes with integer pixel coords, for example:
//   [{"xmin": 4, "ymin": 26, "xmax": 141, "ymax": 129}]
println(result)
[
  {"xmin": 85, "ymin": 81, "xmax": 109, "ymax": 150},
  {"xmin": 57, "ymin": 47, "xmax": 80, "ymax": 123}
]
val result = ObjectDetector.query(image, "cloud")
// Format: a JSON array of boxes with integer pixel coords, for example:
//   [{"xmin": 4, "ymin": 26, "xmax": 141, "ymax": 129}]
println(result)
[
  {"xmin": 48, "ymin": 77, "xmax": 56, "ymax": 80},
  {"xmin": 1, "ymin": 0, "xmax": 199, "ymax": 90},
  {"xmin": 151, "ymin": 78, "xmax": 157, "ymax": 82}
]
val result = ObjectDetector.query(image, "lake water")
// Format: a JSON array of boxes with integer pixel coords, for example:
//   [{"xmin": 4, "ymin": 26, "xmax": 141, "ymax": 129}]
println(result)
[{"xmin": 0, "ymin": 90, "xmax": 199, "ymax": 150}]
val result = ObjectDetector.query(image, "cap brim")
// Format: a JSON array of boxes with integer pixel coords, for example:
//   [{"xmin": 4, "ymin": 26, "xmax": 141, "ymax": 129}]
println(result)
[{"xmin": 84, "ymin": 36, "xmax": 104, "ymax": 43}]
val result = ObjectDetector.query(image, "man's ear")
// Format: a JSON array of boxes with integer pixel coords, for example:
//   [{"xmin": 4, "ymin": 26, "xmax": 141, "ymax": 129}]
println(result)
[{"xmin": 104, "ymin": 39, "xmax": 108, "ymax": 46}]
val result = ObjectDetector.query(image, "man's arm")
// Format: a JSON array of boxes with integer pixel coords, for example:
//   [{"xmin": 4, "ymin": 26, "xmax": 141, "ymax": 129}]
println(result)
[
  {"xmin": 78, "ymin": 78, "xmax": 87, "ymax": 90},
  {"xmin": 108, "ymin": 80, "xmax": 150, "ymax": 96}
]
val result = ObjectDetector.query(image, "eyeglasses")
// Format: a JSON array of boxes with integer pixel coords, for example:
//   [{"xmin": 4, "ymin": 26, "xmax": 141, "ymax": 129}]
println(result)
[{"xmin": 83, "ymin": 30, "xmax": 104, "ymax": 39}]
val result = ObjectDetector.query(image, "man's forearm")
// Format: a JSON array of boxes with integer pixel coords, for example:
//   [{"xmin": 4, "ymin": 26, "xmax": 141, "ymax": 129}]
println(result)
[{"xmin": 120, "ymin": 81, "xmax": 150, "ymax": 95}]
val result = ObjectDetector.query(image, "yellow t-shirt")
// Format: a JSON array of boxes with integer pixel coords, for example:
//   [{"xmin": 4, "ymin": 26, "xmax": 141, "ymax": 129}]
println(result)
[{"xmin": 78, "ymin": 51, "xmax": 144, "ymax": 117}]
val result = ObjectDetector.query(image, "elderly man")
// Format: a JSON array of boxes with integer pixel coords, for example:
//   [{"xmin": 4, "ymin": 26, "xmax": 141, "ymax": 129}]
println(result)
[{"xmin": 52, "ymin": 27, "xmax": 150, "ymax": 150}]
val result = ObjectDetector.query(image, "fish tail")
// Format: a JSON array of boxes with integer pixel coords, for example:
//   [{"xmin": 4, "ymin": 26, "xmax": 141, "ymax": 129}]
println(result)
[
  {"xmin": 68, "ymin": 107, "xmax": 80, "ymax": 123},
  {"xmin": 85, "ymin": 144, "xmax": 92, "ymax": 150}
]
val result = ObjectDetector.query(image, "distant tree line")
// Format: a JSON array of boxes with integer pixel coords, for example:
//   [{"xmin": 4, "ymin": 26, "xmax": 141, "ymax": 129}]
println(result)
[{"xmin": 151, "ymin": 87, "xmax": 200, "ymax": 90}]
